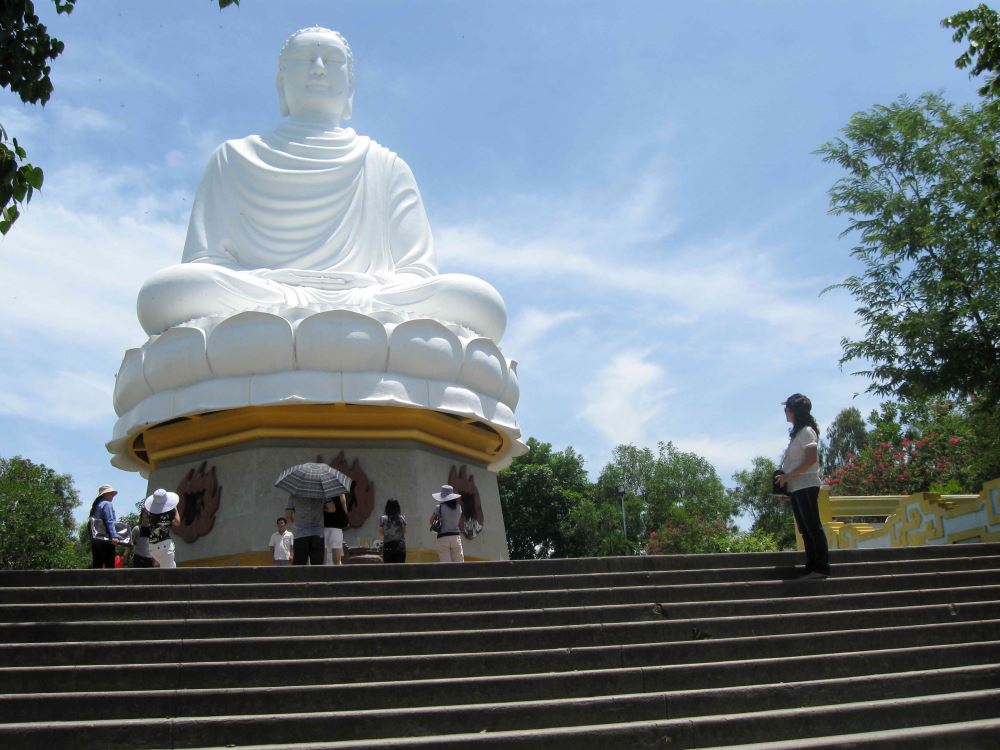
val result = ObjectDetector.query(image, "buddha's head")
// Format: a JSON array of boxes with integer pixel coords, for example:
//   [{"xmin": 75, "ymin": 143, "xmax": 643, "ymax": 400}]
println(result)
[{"xmin": 277, "ymin": 27, "xmax": 356, "ymax": 123}]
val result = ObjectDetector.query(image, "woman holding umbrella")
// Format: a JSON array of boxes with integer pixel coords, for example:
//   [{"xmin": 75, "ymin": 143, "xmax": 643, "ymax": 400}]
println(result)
[
  {"xmin": 144, "ymin": 489, "xmax": 181, "ymax": 569},
  {"xmin": 429, "ymin": 484, "xmax": 465, "ymax": 563},
  {"xmin": 275, "ymin": 463, "xmax": 352, "ymax": 566}
]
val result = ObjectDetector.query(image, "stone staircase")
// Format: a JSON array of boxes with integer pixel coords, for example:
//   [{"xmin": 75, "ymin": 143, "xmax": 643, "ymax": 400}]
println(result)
[{"xmin": 1, "ymin": 544, "xmax": 999, "ymax": 749}]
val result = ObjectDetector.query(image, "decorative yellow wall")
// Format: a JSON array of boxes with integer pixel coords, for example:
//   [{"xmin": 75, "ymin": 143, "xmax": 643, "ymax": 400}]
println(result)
[{"xmin": 796, "ymin": 478, "xmax": 1000, "ymax": 550}]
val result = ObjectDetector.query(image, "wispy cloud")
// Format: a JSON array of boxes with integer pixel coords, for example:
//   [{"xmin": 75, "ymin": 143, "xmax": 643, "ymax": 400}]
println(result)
[
  {"xmin": 54, "ymin": 103, "xmax": 118, "ymax": 132},
  {"xmin": 579, "ymin": 349, "xmax": 676, "ymax": 448},
  {"xmin": 502, "ymin": 307, "xmax": 583, "ymax": 360},
  {"xmin": 0, "ymin": 369, "xmax": 112, "ymax": 426}
]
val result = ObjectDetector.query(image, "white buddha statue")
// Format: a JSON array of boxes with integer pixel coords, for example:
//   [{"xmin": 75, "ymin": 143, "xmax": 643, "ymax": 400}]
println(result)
[{"xmin": 137, "ymin": 27, "xmax": 506, "ymax": 343}]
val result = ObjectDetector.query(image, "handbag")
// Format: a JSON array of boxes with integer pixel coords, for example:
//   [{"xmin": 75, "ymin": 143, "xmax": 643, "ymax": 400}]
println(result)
[
  {"xmin": 430, "ymin": 514, "xmax": 442, "ymax": 533},
  {"xmin": 771, "ymin": 469, "xmax": 788, "ymax": 496},
  {"xmin": 89, "ymin": 516, "xmax": 111, "ymax": 542},
  {"xmin": 89, "ymin": 518, "xmax": 131, "ymax": 544}
]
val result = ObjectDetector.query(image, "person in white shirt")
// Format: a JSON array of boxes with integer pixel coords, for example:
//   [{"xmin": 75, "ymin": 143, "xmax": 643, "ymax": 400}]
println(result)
[
  {"xmin": 776, "ymin": 393, "xmax": 829, "ymax": 579},
  {"xmin": 269, "ymin": 517, "xmax": 294, "ymax": 566}
]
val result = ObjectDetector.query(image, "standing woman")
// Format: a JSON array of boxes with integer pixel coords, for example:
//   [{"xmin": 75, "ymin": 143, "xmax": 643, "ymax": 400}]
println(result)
[
  {"xmin": 429, "ymin": 485, "xmax": 465, "ymax": 563},
  {"xmin": 144, "ymin": 489, "xmax": 181, "ymax": 569},
  {"xmin": 127, "ymin": 509, "xmax": 156, "ymax": 568},
  {"xmin": 378, "ymin": 498, "xmax": 407, "ymax": 563},
  {"xmin": 323, "ymin": 492, "xmax": 350, "ymax": 565},
  {"xmin": 778, "ymin": 393, "xmax": 829, "ymax": 579},
  {"xmin": 89, "ymin": 484, "xmax": 122, "ymax": 569}
]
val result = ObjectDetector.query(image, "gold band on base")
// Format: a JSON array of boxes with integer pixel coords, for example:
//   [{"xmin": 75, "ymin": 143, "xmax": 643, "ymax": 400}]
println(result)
[{"xmin": 128, "ymin": 403, "xmax": 508, "ymax": 471}]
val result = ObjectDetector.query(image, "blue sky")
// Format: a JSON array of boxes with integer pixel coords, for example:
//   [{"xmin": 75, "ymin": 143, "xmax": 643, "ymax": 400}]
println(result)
[{"xmin": 0, "ymin": 1, "xmax": 984, "ymax": 524}]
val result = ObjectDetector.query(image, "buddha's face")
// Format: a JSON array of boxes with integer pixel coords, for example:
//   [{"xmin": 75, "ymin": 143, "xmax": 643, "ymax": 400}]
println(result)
[{"xmin": 279, "ymin": 30, "xmax": 353, "ymax": 123}]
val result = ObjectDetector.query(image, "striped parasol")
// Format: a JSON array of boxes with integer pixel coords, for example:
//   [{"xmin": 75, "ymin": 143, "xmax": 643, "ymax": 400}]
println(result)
[{"xmin": 274, "ymin": 462, "xmax": 352, "ymax": 500}]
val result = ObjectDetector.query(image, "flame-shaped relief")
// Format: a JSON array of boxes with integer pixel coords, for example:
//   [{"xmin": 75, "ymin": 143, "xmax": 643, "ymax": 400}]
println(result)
[
  {"xmin": 448, "ymin": 464, "xmax": 484, "ymax": 539},
  {"xmin": 175, "ymin": 462, "xmax": 222, "ymax": 542},
  {"xmin": 316, "ymin": 452, "xmax": 374, "ymax": 528}
]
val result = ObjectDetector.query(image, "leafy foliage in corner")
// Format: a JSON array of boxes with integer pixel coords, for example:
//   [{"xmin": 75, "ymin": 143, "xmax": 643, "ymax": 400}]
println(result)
[
  {"xmin": 0, "ymin": 455, "xmax": 83, "ymax": 569},
  {"xmin": 0, "ymin": 0, "xmax": 238, "ymax": 235},
  {"xmin": 0, "ymin": 0, "xmax": 73, "ymax": 234},
  {"xmin": 943, "ymin": 4, "xmax": 1000, "ymax": 101},
  {"xmin": 817, "ymin": 93, "xmax": 1000, "ymax": 409}
]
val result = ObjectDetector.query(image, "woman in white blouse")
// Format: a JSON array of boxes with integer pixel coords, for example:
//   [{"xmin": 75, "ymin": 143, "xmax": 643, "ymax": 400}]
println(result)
[{"xmin": 777, "ymin": 393, "xmax": 829, "ymax": 579}]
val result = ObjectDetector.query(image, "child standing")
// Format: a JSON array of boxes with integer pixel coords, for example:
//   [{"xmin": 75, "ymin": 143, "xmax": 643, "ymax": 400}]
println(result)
[{"xmin": 269, "ymin": 517, "xmax": 294, "ymax": 565}]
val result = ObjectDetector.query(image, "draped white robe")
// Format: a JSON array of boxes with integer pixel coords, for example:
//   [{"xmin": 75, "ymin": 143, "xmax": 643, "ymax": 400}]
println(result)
[{"xmin": 138, "ymin": 125, "xmax": 505, "ymax": 341}]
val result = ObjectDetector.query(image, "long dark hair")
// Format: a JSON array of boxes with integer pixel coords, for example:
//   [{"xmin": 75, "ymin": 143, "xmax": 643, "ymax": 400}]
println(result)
[
  {"xmin": 384, "ymin": 498, "xmax": 401, "ymax": 517},
  {"xmin": 785, "ymin": 393, "xmax": 820, "ymax": 438}
]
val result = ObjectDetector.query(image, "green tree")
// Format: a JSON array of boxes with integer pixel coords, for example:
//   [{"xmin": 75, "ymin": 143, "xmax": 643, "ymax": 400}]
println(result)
[
  {"xmin": 1, "ymin": 1, "xmax": 237, "ymax": 234},
  {"xmin": 498, "ymin": 438, "xmax": 590, "ymax": 559},
  {"xmin": 818, "ymin": 93, "xmax": 1000, "ymax": 410},
  {"xmin": 561, "ymin": 495, "xmax": 633, "ymax": 558},
  {"xmin": 645, "ymin": 517, "xmax": 780, "ymax": 555},
  {"xmin": 583, "ymin": 441, "xmax": 732, "ymax": 555},
  {"xmin": 821, "ymin": 407, "xmax": 870, "ymax": 476},
  {"xmin": 943, "ymin": 4, "xmax": 1000, "ymax": 102},
  {"xmin": 729, "ymin": 455, "xmax": 795, "ymax": 549},
  {"xmin": 0, "ymin": 455, "xmax": 82, "ymax": 568}
]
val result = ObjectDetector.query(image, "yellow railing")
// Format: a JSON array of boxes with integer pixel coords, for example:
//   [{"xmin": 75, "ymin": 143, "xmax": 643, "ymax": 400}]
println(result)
[{"xmin": 794, "ymin": 477, "xmax": 1000, "ymax": 550}]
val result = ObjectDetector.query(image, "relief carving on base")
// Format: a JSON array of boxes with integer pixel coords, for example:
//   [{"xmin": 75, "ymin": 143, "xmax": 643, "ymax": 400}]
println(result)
[
  {"xmin": 449, "ymin": 464, "xmax": 484, "ymax": 539},
  {"xmin": 175, "ymin": 461, "xmax": 222, "ymax": 543},
  {"xmin": 317, "ymin": 452, "xmax": 374, "ymax": 528}
]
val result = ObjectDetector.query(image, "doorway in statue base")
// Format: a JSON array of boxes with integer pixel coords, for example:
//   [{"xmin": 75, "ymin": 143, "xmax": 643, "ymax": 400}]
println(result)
[{"xmin": 145, "ymin": 439, "xmax": 509, "ymax": 566}]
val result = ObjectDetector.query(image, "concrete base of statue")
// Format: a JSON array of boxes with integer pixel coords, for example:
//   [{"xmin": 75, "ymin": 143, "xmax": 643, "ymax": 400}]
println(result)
[{"xmin": 143, "ymin": 419, "xmax": 509, "ymax": 565}]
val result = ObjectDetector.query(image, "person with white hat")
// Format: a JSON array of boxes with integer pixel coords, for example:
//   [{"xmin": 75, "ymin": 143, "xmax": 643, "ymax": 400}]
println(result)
[
  {"xmin": 144, "ymin": 489, "xmax": 181, "ymax": 568},
  {"xmin": 428, "ymin": 484, "xmax": 465, "ymax": 563},
  {"xmin": 88, "ymin": 485, "xmax": 121, "ymax": 569}
]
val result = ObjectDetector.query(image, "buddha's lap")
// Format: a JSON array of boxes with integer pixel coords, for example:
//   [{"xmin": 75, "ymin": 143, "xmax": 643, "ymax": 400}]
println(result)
[{"xmin": 137, "ymin": 263, "xmax": 506, "ymax": 340}]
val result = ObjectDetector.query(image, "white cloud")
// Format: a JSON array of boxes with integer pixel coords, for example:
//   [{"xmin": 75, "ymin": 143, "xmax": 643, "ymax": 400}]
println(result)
[
  {"xmin": 579, "ymin": 349, "xmax": 677, "ymax": 448},
  {"xmin": 0, "ymin": 105, "xmax": 39, "ymax": 136},
  {"xmin": 502, "ymin": 307, "xmax": 583, "ymax": 359},
  {"xmin": 0, "ymin": 369, "xmax": 112, "ymax": 427},
  {"xmin": 54, "ymin": 103, "xmax": 118, "ymax": 132}
]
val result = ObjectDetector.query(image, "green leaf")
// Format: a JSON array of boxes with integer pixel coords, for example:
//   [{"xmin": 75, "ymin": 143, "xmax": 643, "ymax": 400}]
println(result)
[{"xmin": 25, "ymin": 166, "xmax": 43, "ymax": 190}]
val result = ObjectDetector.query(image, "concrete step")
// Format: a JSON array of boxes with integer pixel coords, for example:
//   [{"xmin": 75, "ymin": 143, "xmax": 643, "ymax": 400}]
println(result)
[
  {"xmin": 3, "ymin": 544, "xmax": 998, "ymax": 748},
  {"xmin": 4, "ymin": 555, "xmax": 999, "ymax": 606},
  {"xmin": 3, "ymin": 618, "xmax": 997, "ymax": 695},
  {"xmin": 3, "ymin": 542, "xmax": 995, "ymax": 589},
  {"xmin": 3, "ymin": 648, "xmax": 997, "ymax": 726},
  {"xmin": 4, "ymin": 566, "xmax": 999, "ymax": 625},
  {"xmin": 5, "ymin": 600, "xmax": 1000, "ymax": 668},
  {"xmin": 698, "ymin": 718, "xmax": 1000, "ymax": 748},
  {"xmin": 11, "ymin": 687, "xmax": 994, "ymax": 750},
  {"xmin": 6, "ymin": 638, "xmax": 997, "ymax": 723},
  {"xmin": 7, "ymin": 583, "xmax": 999, "ymax": 644}
]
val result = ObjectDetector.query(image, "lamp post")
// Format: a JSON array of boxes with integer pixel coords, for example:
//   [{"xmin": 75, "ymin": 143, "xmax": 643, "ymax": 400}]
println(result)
[{"xmin": 616, "ymin": 484, "xmax": 627, "ymax": 540}]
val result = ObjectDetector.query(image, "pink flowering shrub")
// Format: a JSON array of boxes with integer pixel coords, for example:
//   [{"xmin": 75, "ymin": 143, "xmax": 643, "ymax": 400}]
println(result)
[{"xmin": 827, "ymin": 430, "xmax": 969, "ymax": 496}]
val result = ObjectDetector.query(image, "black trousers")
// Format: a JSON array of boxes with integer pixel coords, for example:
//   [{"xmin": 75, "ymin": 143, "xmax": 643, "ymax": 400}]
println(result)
[
  {"xmin": 293, "ymin": 534, "xmax": 324, "ymax": 565},
  {"xmin": 91, "ymin": 540, "xmax": 116, "ymax": 569},
  {"xmin": 382, "ymin": 540, "xmax": 406, "ymax": 564},
  {"xmin": 790, "ymin": 485, "xmax": 830, "ymax": 573}
]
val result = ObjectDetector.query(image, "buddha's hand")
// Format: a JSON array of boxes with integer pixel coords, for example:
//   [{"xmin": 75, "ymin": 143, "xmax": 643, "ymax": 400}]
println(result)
[{"xmin": 252, "ymin": 269, "xmax": 380, "ymax": 289}]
